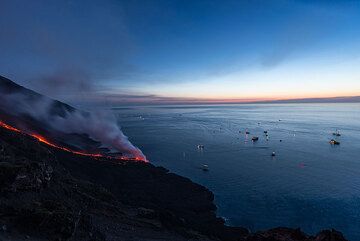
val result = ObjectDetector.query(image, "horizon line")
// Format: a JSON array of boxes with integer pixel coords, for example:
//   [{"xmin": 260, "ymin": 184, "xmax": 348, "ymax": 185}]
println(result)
[{"xmin": 106, "ymin": 95, "xmax": 360, "ymax": 107}]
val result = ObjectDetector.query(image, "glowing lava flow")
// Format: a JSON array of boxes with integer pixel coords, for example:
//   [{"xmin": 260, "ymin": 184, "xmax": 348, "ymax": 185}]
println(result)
[
  {"xmin": 0, "ymin": 120, "xmax": 147, "ymax": 162},
  {"xmin": 0, "ymin": 121, "xmax": 21, "ymax": 133}
]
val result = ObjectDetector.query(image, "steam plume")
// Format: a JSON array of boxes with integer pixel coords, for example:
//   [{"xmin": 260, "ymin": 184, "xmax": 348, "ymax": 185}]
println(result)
[{"xmin": 0, "ymin": 76, "xmax": 146, "ymax": 160}]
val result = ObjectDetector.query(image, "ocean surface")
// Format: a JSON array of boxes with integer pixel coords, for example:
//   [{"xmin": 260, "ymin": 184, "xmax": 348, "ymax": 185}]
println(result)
[{"xmin": 113, "ymin": 103, "xmax": 360, "ymax": 240}]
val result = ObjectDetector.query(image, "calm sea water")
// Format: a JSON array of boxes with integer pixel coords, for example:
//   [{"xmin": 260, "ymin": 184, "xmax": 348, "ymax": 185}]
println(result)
[{"xmin": 114, "ymin": 103, "xmax": 360, "ymax": 240}]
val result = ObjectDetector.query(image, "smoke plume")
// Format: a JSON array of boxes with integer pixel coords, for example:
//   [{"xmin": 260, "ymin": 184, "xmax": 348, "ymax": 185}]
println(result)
[{"xmin": 0, "ymin": 76, "xmax": 145, "ymax": 160}]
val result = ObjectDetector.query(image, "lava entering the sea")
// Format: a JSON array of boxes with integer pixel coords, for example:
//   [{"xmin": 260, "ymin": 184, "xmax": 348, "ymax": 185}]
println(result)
[{"xmin": 0, "ymin": 120, "xmax": 147, "ymax": 162}]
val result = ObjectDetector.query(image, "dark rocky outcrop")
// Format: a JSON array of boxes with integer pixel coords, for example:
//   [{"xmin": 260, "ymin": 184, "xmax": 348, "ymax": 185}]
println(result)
[{"xmin": 243, "ymin": 227, "xmax": 347, "ymax": 241}]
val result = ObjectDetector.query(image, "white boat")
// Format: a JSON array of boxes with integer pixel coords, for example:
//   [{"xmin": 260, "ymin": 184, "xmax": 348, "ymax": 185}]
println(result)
[
  {"xmin": 201, "ymin": 164, "xmax": 209, "ymax": 171},
  {"xmin": 332, "ymin": 129, "xmax": 341, "ymax": 136}
]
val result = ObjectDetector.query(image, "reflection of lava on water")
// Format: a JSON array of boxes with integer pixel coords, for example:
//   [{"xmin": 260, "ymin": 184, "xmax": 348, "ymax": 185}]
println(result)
[{"xmin": 0, "ymin": 120, "xmax": 147, "ymax": 162}]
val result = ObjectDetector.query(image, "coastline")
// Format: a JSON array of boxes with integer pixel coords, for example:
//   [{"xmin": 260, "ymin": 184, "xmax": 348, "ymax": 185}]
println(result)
[{"xmin": 0, "ymin": 125, "xmax": 347, "ymax": 241}]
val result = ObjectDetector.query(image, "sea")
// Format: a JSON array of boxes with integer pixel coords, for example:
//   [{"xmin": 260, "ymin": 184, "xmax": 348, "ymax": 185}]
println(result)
[{"xmin": 113, "ymin": 103, "xmax": 360, "ymax": 240}]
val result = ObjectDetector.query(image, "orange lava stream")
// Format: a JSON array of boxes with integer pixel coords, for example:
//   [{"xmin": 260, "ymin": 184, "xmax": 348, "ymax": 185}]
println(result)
[
  {"xmin": 0, "ymin": 120, "xmax": 146, "ymax": 162},
  {"xmin": 0, "ymin": 121, "xmax": 21, "ymax": 133}
]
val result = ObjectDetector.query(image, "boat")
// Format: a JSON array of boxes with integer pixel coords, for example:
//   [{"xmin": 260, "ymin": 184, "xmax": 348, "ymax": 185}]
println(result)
[
  {"xmin": 252, "ymin": 136, "xmax": 259, "ymax": 142},
  {"xmin": 197, "ymin": 144, "xmax": 205, "ymax": 149},
  {"xmin": 245, "ymin": 131, "xmax": 250, "ymax": 134},
  {"xmin": 271, "ymin": 151, "xmax": 276, "ymax": 157},
  {"xmin": 264, "ymin": 130, "xmax": 268, "ymax": 134},
  {"xmin": 329, "ymin": 139, "xmax": 340, "ymax": 145},
  {"xmin": 201, "ymin": 164, "xmax": 209, "ymax": 171},
  {"xmin": 332, "ymin": 130, "xmax": 341, "ymax": 136}
]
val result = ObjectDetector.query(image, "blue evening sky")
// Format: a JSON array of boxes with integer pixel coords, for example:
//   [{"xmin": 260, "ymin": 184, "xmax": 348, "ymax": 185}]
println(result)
[{"xmin": 0, "ymin": 0, "xmax": 359, "ymax": 104}]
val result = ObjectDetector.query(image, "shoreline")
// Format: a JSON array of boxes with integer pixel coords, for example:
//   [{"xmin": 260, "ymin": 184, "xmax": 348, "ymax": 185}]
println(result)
[{"xmin": 0, "ymin": 125, "xmax": 348, "ymax": 241}]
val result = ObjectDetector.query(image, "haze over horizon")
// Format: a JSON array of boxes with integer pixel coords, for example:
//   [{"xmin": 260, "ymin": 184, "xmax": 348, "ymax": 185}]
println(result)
[{"xmin": 1, "ymin": 0, "xmax": 360, "ymax": 106}]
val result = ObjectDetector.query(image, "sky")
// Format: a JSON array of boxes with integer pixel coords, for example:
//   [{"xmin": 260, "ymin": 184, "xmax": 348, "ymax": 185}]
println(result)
[{"xmin": 0, "ymin": 0, "xmax": 360, "ymax": 106}]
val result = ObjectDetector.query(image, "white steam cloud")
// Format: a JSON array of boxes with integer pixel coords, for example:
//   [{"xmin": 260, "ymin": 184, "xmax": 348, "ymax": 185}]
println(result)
[{"xmin": 0, "ymin": 89, "xmax": 145, "ymax": 160}]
